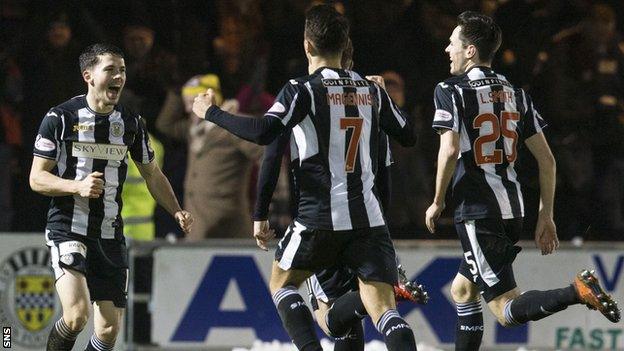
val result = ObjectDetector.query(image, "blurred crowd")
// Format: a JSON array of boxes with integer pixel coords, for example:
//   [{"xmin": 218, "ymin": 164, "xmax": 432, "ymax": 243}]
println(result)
[{"xmin": 1, "ymin": 0, "xmax": 623, "ymax": 241}]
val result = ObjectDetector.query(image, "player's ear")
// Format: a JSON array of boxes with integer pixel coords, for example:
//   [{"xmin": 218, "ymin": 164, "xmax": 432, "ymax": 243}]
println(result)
[
  {"xmin": 465, "ymin": 44, "xmax": 477, "ymax": 61},
  {"xmin": 304, "ymin": 39, "xmax": 316, "ymax": 57},
  {"xmin": 82, "ymin": 69, "xmax": 93, "ymax": 86}
]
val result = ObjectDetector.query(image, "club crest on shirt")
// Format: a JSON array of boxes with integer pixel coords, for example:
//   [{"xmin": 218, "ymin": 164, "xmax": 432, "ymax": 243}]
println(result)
[{"xmin": 110, "ymin": 121, "xmax": 124, "ymax": 138}]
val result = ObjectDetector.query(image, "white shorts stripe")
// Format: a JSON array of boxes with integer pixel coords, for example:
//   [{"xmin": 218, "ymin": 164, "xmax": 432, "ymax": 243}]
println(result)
[
  {"xmin": 277, "ymin": 221, "xmax": 306, "ymax": 270},
  {"xmin": 307, "ymin": 275, "xmax": 329, "ymax": 303},
  {"xmin": 465, "ymin": 220, "xmax": 500, "ymax": 287}
]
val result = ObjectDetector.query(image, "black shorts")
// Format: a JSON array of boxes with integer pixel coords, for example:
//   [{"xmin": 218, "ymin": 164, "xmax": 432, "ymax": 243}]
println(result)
[
  {"xmin": 275, "ymin": 221, "xmax": 398, "ymax": 286},
  {"xmin": 45, "ymin": 229, "xmax": 129, "ymax": 308},
  {"xmin": 306, "ymin": 266, "xmax": 358, "ymax": 310},
  {"xmin": 456, "ymin": 218, "xmax": 523, "ymax": 302}
]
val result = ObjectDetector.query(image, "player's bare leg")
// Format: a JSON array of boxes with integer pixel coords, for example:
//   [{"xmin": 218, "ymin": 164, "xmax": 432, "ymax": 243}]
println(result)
[
  {"xmin": 47, "ymin": 269, "xmax": 91, "ymax": 350},
  {"xmin": 358, "ymin": 279, "xmax": 416, "ymax": 351},
  {"xmin": 85, "ymin": 301, "xmax": 123, "ymax": 350},
  {"xmin": 487, "ymin": 288, "xmax": 520, "ymax": 326},
  {"xmin": 451, "ymin": 274, "xmax": 483, "ymax": 351},
  {"xmin": 269, "ymin": 262, "xmax": 321, "ymax": 351}
]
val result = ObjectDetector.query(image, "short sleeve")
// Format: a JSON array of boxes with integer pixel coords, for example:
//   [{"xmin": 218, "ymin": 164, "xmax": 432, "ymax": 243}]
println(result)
[
  {"xmin": 264, "ymin": 80, "xmax": 310, "ymax": 129},
  {"xmin": 129, "ymin": 116, "xmax": 155, "ymax": 164},
  {"xmin": 432, "ymin": 82, "xmax": 460, "ymax": 133},
  {"xmin": 520, "ymin": 91, "xmax": 548, "ymax": 139},
  {"xmin": 33, "ymin": 109, "xmax": 62, "ymax": 160}
]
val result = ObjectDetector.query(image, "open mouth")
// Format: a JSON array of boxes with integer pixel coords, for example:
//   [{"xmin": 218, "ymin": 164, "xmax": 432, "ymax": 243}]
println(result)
[{"xmin": 107, "ymin": 86, "xmax": 122, "ymax": 99}]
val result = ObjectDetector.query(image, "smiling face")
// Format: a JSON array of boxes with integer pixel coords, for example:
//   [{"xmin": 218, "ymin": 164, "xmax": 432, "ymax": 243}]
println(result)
[
  {"xmin": 83, "ymin": 54, "xmax": 126, "ymax": 108},
  {"xmin": 445, "ymin": 26, "xmax": 472, "ymax": 76}
]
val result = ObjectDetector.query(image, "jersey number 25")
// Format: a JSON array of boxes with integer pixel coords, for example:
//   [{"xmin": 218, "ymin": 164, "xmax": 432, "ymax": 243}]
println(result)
[{"xmin": 473, "ymin": 111, "xmax": 519, "ymax": 165}]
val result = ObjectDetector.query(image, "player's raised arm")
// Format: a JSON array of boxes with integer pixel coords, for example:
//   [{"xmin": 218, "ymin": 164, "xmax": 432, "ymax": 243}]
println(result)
[{"xmin": 193, "ymin": 80, "xmax": 310, "ymax": 145}]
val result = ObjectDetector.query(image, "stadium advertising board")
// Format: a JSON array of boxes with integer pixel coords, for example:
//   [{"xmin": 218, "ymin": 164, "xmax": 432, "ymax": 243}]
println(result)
[{"xmin": 152, "ymin": 245, "xmax": 624, "ymax": 349}]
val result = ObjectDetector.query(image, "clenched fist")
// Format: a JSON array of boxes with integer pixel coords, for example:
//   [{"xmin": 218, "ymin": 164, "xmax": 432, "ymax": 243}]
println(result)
[
  {"xmin": 175, "ymin": 210, "xmax": 194, "ymax": 235},
  {"xmin": 192, "ymin": 89, "xmax": 217, "ymax": 120},
  {"xmin": 77, "ymin": 172, "xmax": 105, "ymax": 198}
]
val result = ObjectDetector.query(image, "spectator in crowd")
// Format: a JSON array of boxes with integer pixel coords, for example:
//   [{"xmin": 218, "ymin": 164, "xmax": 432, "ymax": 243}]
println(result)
[
  {"xmin": 532, "ymin": 2, "xmax": 624, "ymax": 239},
  {"xmin": 381, "ymin": 71, "xmax": 433, "ymax": 236},
  {"xmin": 122, "ymin": 23, "xmax": 179, "ymax": 135},
  {"xmin": 121, "ymin": 134, "xmax": 164, "ymax": 241},
  {"xmin": 211, "ymin": 12, "xmax": 274, "ymax": 115},
  {"xmin": 156, "ymin": 74, "xmax": 263, "ymax": 240},
  {"xmin": 121, "ymin": 22, "xmax": 186, "ymax": 239},
  {"xmin": 0, "ymin": 46, "xmax": 23, "ymax": 231}
]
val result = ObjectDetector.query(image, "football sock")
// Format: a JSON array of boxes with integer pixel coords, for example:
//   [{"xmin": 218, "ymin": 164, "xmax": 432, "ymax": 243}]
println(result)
[
  {"xmin": 326, "ymin": 291, "xmax": 367, "ymax": 337},
  {"xmin": 333, "ymin": 319, "xmax": 365, "ymax": 351},
  {"xmin": 84, "ymin": 334, "xmax": 114, "ymax": 351},
  {"xmin": 505, "ymin": 285, "xmax": 579, "ymax": 325},
  {"xmin": 375, "ymin": 309, "xmax": 417, "ymax": 351},
  {"xmin": 273, "ymin": 286, "xmax": 323, "ymax": 351},
  {"xmin": 46, "ymin": 318, "xmax": 80, "ymax": 351},
  {"xmin": 455, "ymin": 301, "xmax": 483, "ymax": 351}
]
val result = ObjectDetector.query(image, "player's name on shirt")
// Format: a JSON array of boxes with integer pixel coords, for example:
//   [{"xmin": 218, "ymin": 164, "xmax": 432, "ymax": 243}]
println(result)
[
  {"xmin": 478, "ymin": 90, "xmax": 515, "ymax": 104},
  {"xmin": 326, "ymin": 91, "xmax": 373, "ymax": 106}
]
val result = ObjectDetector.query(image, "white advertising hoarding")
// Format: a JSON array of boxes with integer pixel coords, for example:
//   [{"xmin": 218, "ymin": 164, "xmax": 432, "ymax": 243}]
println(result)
[{"xmin": 152, "ymin": 244, "xmax": 624, "ymax": 349}]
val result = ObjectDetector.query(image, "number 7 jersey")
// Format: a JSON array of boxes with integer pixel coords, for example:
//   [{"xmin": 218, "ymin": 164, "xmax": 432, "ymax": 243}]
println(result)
[
  {"xmin": 266, "ymin": 67, "xmax": 414, "ymax": 231},
  {"xmin": 432, "ymin": 66, "xmax": 547, "ymax": 222}
]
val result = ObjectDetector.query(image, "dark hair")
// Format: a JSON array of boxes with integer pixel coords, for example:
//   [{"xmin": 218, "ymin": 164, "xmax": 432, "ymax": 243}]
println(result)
[
  {"xmin": 457, "ymin": 11, "xmax": 502, "ymax": 63},
  {"xmin": 79, "ymin": 43, "xmax": 124, "ymax": 72},
  {"xmin": 305, "ymin": 4, "xmax": 349, "ymax": 56}
]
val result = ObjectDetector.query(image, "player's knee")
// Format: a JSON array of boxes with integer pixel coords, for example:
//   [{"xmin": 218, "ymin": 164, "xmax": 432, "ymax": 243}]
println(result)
[
  {"xmin": 450, "ymin": 279, "xmax": 478, "ymax": 303},
  {"xmin": 496, "ymin": 315, "xmax": 515, "ymax": 328},
  {"xmin": 63, "ymin": 305, "xmax": 90, "ymax": 332},
  {"xmin": 96, "ymin": 323, "xmax": 120, "ymax": 343}
]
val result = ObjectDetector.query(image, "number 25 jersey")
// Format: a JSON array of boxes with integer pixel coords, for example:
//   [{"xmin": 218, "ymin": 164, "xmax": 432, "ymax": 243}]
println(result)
[{"xmin": 432, "ymin": 66, "xmax": 547, "ymax": 222}]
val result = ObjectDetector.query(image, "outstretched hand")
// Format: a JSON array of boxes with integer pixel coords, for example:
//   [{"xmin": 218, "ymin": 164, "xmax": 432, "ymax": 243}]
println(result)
[{"xmin": 192, "ymin": 89, "xmax": 217, "ymax": 119}]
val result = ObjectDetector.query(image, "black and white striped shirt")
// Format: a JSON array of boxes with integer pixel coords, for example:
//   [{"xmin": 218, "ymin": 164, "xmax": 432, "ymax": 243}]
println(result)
[
  {"xmin": 33, "ymin": 95, "xmax": 154, "ymax": 239},
  {"xmin": 432, "ymin": 66, "xmax": 547, "ymax": 222},
  {"xmin": 206, "ymin": 67, "xmax": 414, "ymax": 231}
]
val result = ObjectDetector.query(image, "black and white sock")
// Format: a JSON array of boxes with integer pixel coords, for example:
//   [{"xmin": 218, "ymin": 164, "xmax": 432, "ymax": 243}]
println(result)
[
  {"xmin": 273, "ymin": 286, "xmax": 322, "ymax": 351},
  {"xmin": 46, "ymin": 318, "xmax": 80, "ymax": 351},
  {"xmin": 375, "ymin": 309, "xmax": 417, "ymax": 351},
  {"xmin": 333, "ymin": 319, "xmax": 365, "ymax": 351},
  {"xmin": 504, "ymin": 285, "xmax": 579, "ymax": 325},
  {"xmin": 455, "ymin": 301, "xmax": 483, "ymax": 351},
  {"xmin": 326, "ymin": 291, "xmax": 367, "ymax": 337},
  {"xmin": 84, "ymin": 334, "xmax": 114, "ymax": 351}
]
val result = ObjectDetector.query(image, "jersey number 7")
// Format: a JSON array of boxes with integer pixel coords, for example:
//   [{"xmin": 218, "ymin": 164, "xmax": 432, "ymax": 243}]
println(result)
[
  {"xmin": 340, "ymin": 117, "xmax": 363, "ymax": 173},
  {"xmin": 473, "ymin": 111, "xmax": 519, "ymax": 165}
]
